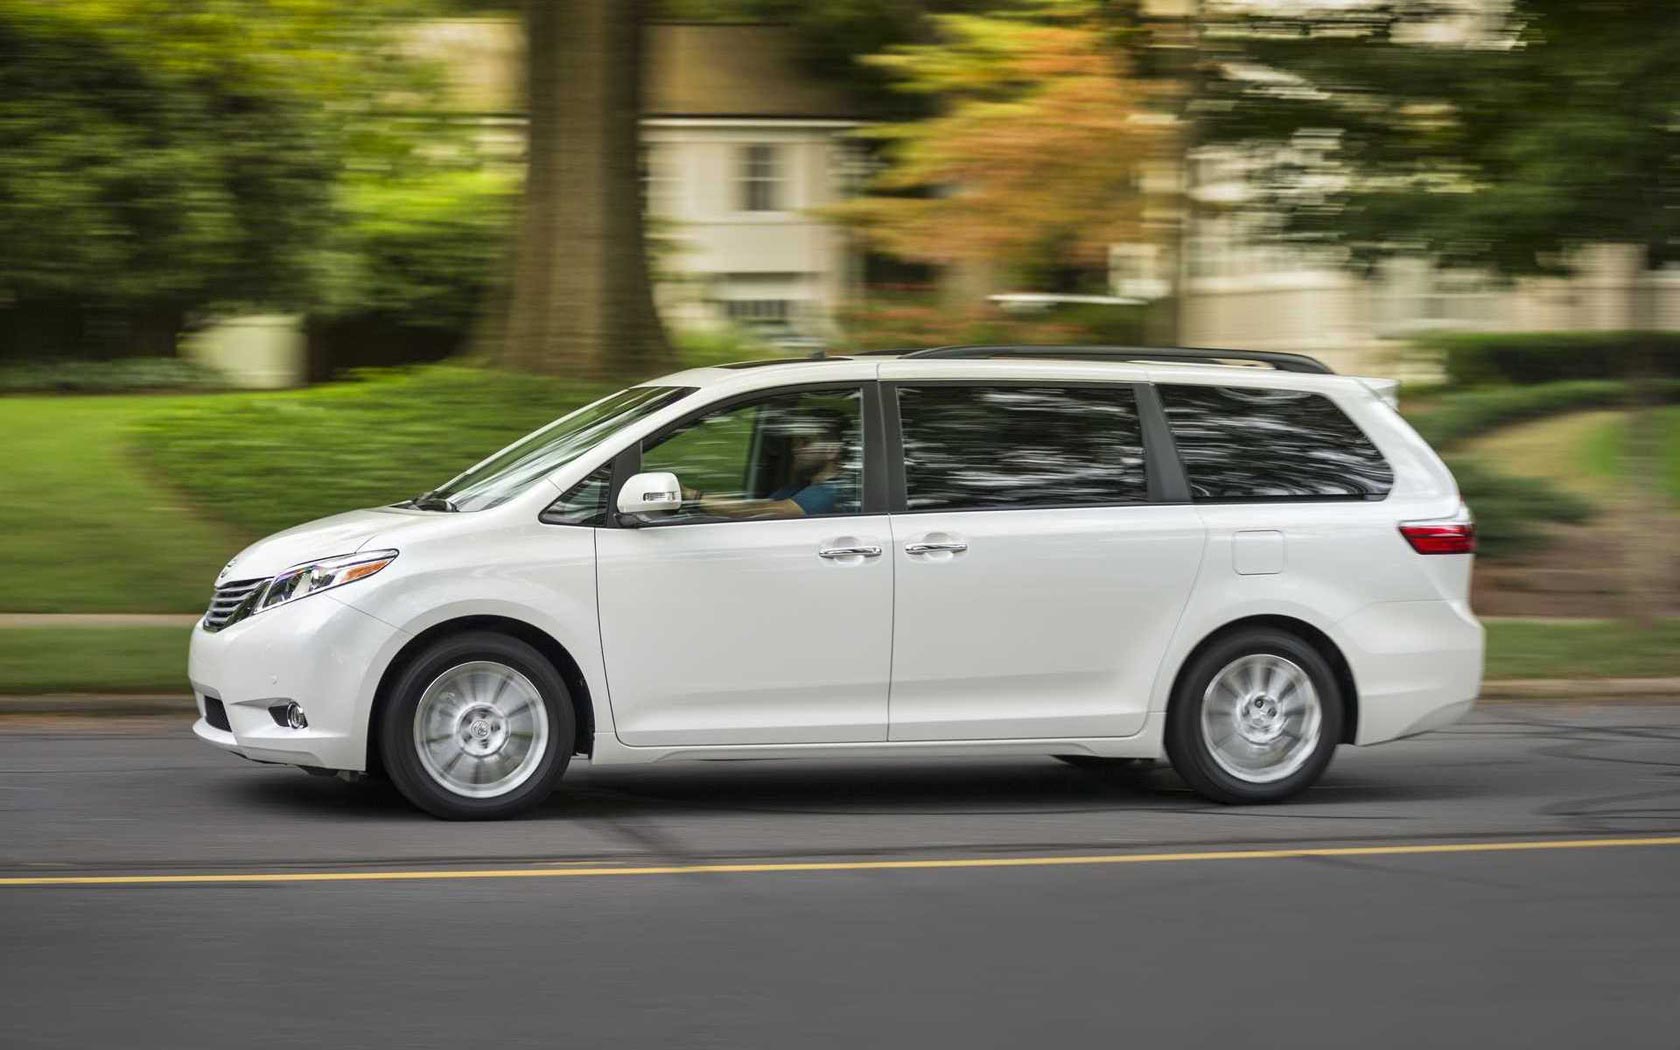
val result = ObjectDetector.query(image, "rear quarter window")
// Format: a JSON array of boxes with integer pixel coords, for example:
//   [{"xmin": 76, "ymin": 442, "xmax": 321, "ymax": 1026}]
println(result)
[{"xmin": 1158, "ymin": 384, "xmax": 1393, "ymax": 501}]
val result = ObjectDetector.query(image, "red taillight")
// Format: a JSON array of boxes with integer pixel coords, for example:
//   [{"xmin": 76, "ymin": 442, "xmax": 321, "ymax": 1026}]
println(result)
[{"xmin": 1399, "ymin": 521, "xmax": 1476, "ymax": 555}]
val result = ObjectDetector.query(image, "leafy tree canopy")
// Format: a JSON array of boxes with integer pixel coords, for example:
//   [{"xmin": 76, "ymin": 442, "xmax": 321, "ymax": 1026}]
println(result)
[
  {"xmin": 0, "ymin": 0, "xmax": 458, "ymax": 351},
  {"xmin": 1197, "ymin": 0, "xmax": 1679, "ymax": 276}
]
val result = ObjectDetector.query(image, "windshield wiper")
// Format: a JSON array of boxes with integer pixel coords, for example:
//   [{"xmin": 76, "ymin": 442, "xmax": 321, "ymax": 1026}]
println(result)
[{"xmin": 408, "ymin": 491, "xmax": 459, "ymax": 512}]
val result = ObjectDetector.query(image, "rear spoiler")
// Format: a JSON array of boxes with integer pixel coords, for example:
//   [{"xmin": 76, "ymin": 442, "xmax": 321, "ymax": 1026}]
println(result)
[{"xmin": 1357, "ymin": 377, "xmax": 1400, "ymax": 409}]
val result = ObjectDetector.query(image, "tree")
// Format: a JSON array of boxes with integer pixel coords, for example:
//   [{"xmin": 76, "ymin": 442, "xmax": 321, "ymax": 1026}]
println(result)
[
  {"xmin": 825, "ymin": 0, "xmax": 1173, "ymax": 289},
  {"xmin": 492, "ymin": 0, "xmax": 671, "ymax": 380},
  {"xmin": 1196, "ymin": 0, "xmax": 1676, "ymax": 281},
  {"xmin": 0, "ymin": 0, "xmax": 436, "ymax": 359},
  {"xmin": 1198, "ymin": 0, "xmax": 1678, "ymax": 618}
]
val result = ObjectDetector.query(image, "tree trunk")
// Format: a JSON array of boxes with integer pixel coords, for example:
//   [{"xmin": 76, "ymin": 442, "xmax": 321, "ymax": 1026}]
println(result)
[{"xmin": 495, "ymin": 0, "xmax": 672, "ymax": 380}]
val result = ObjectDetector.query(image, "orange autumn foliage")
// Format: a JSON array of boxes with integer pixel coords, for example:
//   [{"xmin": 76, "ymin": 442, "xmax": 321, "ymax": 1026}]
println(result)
[{"xmin": 829, "ymin": 1, "xmax": 1174, "ymax": 271}]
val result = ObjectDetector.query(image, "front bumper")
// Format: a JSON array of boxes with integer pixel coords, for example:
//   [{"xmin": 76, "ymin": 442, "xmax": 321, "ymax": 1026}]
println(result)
[{"xmin": 188, "ymin": 593, "xmax": 408, "ymax": 771}]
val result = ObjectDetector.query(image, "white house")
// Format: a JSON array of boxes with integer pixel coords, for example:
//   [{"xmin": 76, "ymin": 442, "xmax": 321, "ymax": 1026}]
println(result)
[
  {"xmin": 1175, "ymin": 150, "xmax": 1680, "ymax": 376},
  {"xmin": 641, "ymin": 25, "xmax": 863, "ymax": 340}
]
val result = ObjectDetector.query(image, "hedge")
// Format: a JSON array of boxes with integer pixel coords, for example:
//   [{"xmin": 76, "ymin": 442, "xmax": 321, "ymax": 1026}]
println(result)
[
  {"xmin": 1407, "ymin": 378, "xmax": 1680, "ymax": 449},
  {"xmin": 0, "ymin": 357, "xmax": 223, "ymax": 394},
  {"xmin": 1441, "ymin": 458, "xmax": 1593, "ymax": 558},
  {"xmin": 1417, "ymin": 331, "xmax": 1680, "ymax": 386}
]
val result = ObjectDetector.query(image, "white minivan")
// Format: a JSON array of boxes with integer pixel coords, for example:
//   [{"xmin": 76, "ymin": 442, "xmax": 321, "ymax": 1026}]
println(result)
[{"xmin": 189, "ymin": 346, "xmax": 1483, "ymax": 819}]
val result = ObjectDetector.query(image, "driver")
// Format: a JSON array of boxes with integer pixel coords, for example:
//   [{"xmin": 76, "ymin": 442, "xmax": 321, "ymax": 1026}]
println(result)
[{"xmin": 683, "ymin": 409, "xmax": 848, "ymax": 520}]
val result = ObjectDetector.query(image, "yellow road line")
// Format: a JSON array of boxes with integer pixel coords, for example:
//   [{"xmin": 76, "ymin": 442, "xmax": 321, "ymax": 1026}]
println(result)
[{"xmin": 4, "ymin": 835, "xmax": 1680, "ymax": 888}]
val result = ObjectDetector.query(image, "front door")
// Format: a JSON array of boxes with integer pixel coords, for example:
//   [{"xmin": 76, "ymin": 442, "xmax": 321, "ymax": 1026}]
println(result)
[
  {"xmin": 881, "ymin": 380, "xmax": 1206, "ymax": 741},
  {"xmin": 596, "ymin": 383, "xmax": 893, "ymax": 746}
]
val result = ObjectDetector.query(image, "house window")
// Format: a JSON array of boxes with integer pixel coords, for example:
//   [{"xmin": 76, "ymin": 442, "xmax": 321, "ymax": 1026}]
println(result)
[
  {"xmin": 738, "ymin": 144, "xmax": 785, "ymax": 212},
  {"xmin": 723, "ymin": 299, "xmax": 792, "ymax": 324}
]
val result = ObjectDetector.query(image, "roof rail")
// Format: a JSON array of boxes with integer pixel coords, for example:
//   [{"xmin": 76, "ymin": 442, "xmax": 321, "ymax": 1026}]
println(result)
[{"xmin": 904, "ymin": 344, "xmax": 1334, "ymax": 375}]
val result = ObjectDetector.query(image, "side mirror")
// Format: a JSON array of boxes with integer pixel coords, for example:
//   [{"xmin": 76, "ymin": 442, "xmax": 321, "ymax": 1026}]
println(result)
[{"xmin": 616, "ymin": 471, "xmax": 683, "ymax": 517}]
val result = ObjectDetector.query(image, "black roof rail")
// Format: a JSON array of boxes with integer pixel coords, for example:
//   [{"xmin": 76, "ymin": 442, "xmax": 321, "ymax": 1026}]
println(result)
[{"xmin": 903, "ymin": 344, "xmax": 1335, "ymax": 375}]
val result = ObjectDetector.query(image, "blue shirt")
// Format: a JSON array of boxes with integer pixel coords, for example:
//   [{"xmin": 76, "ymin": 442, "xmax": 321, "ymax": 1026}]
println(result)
[{"xmin": 769, "ymin": 479, "xmax": 841, "ymax": 516}]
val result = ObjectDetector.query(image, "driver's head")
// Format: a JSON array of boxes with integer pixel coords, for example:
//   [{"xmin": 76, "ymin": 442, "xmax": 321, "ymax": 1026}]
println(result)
[{"xmin": 784, "ymin": 408, "xmax": 847, "ymax": 473}]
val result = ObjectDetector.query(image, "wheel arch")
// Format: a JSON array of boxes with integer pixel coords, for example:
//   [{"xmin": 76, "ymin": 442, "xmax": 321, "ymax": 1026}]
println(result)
[
  {"xmin": 366, "ymin": 614, "xmax": 597, "ymax": 776},
  {"xmin": 1167, "ymin": 614, "xmax": 1359, "ymax": 744}
]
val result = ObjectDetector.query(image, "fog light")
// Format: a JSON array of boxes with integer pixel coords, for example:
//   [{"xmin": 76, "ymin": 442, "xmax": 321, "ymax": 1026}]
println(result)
[{"xmin": 284, "ymin": 702, "xmax": 308, "ymax": 730}]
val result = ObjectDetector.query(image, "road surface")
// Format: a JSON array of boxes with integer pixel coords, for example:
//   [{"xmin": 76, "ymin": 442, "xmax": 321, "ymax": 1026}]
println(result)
[{"xmin": 3, "ymin": 701, "xmax": 1678, "ymax": 1048}]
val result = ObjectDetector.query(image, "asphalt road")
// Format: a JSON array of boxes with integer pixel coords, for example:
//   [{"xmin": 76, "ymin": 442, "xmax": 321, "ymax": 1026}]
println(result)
[{"xmin": 3, "ymin": 701, "xmax": 1679, "ymax": 1048}]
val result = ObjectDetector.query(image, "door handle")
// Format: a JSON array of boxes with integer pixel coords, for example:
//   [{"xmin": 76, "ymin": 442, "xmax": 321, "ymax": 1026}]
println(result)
[
  {"xmin": 905, "ymin": 541, "xmax": 969, "ymax": 555},
  {"xmin": 818, "ymin": 545, "xmax": 883, "ymax": 559}
]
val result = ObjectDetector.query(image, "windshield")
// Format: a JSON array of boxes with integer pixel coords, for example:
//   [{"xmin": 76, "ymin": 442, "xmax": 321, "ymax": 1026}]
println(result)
[{"xmin": 417, "ymin": 385, "xmax": 692, "ymax": 512}]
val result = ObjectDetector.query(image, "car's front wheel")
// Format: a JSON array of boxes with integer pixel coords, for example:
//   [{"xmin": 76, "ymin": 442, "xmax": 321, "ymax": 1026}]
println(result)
[
  {"xmin": 1165, "ymin": 628, "xmax": 1343, "ymax": 804},
  {"xmin": 380, "ymin": 631, "xmax": 573, "ymax": 820}
]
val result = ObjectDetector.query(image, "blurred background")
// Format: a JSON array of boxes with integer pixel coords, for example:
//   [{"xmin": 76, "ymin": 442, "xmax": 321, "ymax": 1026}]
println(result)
[{"xmin": 0, "ymin": 0, "xmax": 1674, "ymax": 695}]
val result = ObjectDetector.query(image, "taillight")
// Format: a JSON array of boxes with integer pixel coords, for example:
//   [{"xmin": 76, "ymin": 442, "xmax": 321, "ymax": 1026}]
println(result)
[{"xmin": 1399, "ymin": 521, "xmax": 1476, "ymax": 555}]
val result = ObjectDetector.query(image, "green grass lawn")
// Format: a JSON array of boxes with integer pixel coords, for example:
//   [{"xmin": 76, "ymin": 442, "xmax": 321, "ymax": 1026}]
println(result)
[
  {"xmin": 1578, "ymin": 405, "xmax": 1680, "ymax": 503},
  {"xmin": 0, "ymin": 626, "xmax": 191, "ymax": 693},
  {"xmin": 133, "ymin": 365, "xmax": 618, "ymax": 538},
  {"xmin": 2, "ymin": 364, "xmax": 636, "ymax": 612},
  {"xmin": 1465, "ymin": 406, "xmax": 1680, "ymax": 504},
  {"xmin": 1481, "ymin": 618, "xmax": 1680, "ymax": 680},
  {"xmin": 0, "ymin": 395, "xmax": 248, "ymax": 612},
  {"xmin": 1, "ymin": 620, "xmax": 1673, "ymax": 696}
]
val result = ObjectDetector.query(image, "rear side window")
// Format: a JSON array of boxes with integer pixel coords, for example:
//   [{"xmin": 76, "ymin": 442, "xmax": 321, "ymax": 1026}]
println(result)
[
  {"xmin": 896, "ymin": 384, "xmax": 1148, "ymax": 511},
  {"xmin": 1158, "ymin": 384, "xmax": 1393, "ymax": 501}
]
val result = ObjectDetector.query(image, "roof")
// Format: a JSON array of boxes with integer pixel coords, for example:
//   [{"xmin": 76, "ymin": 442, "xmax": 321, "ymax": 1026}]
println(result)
[
  {"xmin": 718, "ymin": 346, "xmax": 1334, "ymax": 374},
  {"xmin": 409, "ymin": 20, "xmax": 860, "ymax": 120},
  {"xmin": 646, "ymin": 24, "xmax": 860, "ymax": 120},
  {"xmin": 649, "ymin": 347, "xmax": 1374, "ymax": 399}
]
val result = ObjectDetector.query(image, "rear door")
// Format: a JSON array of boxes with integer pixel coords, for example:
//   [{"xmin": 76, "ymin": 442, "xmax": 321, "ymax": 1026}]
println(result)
[{"xmin": 880, "ymin": 374, "xmax": 1206, "ymax": 741}]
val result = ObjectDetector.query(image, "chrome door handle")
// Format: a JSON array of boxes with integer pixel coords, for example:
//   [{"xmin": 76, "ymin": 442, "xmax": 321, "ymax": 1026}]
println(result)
[
  {"xmin": 905, "ymin": 541, "xmax": 968, "ymax": 555},
  {"xmin": 818, "ymin": 545, "xmax": 883, "ymax": 559}
]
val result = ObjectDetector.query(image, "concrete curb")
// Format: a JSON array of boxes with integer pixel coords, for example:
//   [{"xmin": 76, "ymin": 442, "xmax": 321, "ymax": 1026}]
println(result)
[
  {"xmin": 1478, "ymin": 677, "xmax": 1680, "ymax": 701},
  {"xmin": 0, "ymin": 694, "xmax": 197, "ymax": 716},
  {"xmin": 2, "ymin": 680, "xmax": 1677, "ymax": 718}
]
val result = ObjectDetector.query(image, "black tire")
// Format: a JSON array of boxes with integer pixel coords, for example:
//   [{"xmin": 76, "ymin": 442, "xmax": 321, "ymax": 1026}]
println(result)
[
  {"xmin": 1053, "ymin": 755, "xmax": 1153, "ymax": 772},
  {"xmin": 379, "ymin": 630, "xmax": 574, "ymax": 820},
  {"xmin": 1165, "ymin": 628, "xmax": 1343, "ymax": 804}
]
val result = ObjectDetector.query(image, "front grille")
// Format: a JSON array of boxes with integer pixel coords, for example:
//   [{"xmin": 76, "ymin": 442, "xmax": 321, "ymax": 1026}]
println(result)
[
  {"xmin": 202, "ymin": 577, "xmax": 267, "ymax": 632},
  {"xmin": 203, "ymin": 697, "xmax": 231, "ymax": 732}
]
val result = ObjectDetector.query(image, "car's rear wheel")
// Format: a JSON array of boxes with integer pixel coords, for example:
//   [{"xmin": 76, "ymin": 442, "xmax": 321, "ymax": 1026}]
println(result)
[
  {"xmin": 380, "ymin": 631, "xmax": 573, "ymax": 820},
  {"xmin": 1165, "ymin": 628, "xmax": 1343, "ymax": 804}
]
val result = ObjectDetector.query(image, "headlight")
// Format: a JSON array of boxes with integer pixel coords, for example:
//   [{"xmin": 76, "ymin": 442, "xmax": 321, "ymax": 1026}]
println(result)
[{"xmin": 255, "ymin": 550, "xmax": 398, "ymax": 613}]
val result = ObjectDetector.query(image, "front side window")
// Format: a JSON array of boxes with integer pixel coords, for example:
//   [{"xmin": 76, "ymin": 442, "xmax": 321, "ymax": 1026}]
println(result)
[
  {"xmin": 1158, "ymin": 384, "xmax": 1394, "ymax": 501},
  {"xmin": 896, "ymin": 385, "xmax": 1148, "ymax": 512},
  {"xmin": 641, "ymin": 387, "xmax": 864, "ymax": 522},
  {"xmin": 423, "ymin": 386, "xmax": 690, "ymax": 513},
  {"xmin": 738, "ymin": 143, "xmax": 784, "ymax": 212}
]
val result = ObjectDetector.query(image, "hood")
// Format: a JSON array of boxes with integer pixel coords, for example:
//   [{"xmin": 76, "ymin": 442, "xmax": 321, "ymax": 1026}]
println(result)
[{"xmin": 217, "ymin": 507, "xmax": 427, "ymax": 582}]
